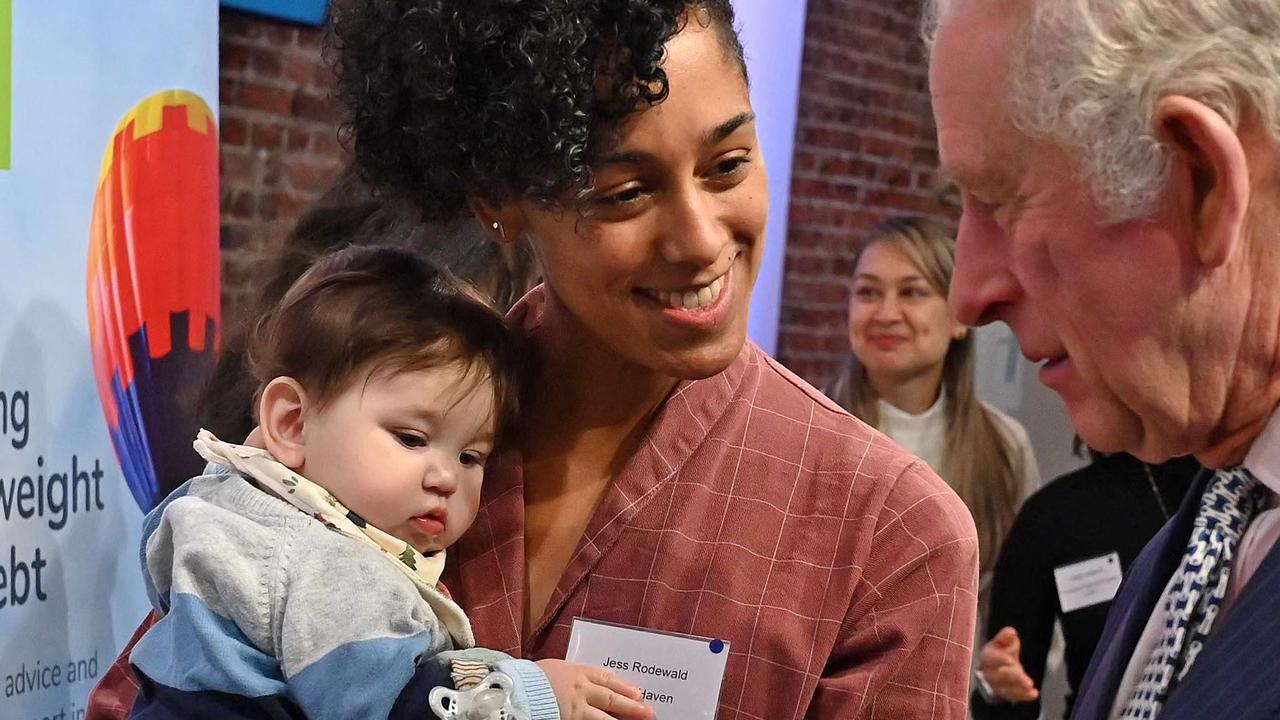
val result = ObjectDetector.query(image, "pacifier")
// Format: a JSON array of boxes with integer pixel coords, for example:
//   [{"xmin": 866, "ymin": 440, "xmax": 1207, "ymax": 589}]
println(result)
[{"xmin": 429, "ymin": 671, "xmax": 531, "ymax": 720}]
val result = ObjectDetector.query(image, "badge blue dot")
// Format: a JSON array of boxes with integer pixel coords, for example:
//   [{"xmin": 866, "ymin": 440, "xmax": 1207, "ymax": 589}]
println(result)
[{"xmin": 709, "ymin": 639, "xmax": 725, "ymax": 654}]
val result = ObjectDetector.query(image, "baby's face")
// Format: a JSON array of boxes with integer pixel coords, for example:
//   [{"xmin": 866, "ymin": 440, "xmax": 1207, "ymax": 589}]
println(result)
[{"xmin": 299, "ymin": 362, "xmax": 496, "ymax": 554}]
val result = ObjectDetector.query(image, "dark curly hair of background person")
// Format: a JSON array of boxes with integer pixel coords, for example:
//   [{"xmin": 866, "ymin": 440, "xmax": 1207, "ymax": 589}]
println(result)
[{"xmin": 329, "ymin": 0, "xmax": 745, "ymax": 220}]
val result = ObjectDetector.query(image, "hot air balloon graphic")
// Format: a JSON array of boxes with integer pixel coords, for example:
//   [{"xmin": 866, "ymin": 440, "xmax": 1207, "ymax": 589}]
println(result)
[{"xmin": 87, "ymin": 90, "xmax": 221, "ymax": 513}]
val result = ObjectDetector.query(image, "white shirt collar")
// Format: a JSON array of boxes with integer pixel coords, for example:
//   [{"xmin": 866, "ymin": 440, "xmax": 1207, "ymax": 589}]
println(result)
[
  {"xmin": 1242, "ymin": 404, "xmax": 1280, "ymax": 496},
  {"xmin": 876, "ymin": 392, "xmax": 946, "ymax": 423},
  {"xmin": 875, "ymin": 393, "xmax": 948, "ymax": 480}
]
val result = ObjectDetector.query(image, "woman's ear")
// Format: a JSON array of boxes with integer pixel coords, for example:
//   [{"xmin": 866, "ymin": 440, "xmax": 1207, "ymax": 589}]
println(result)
[
  {"xmin": 949, "ymin": 311, "xmax": 970, "ymax": 341},
  {"xmin": 1153, "ymin": 95, "xmax": 1250, "ymax": 269},
  {"xmin": 467, "ymin": 197, "xmax": 527, "ymax": 245},
  {"xmin": 258, "ymin": 377, "xmax": 308, "ymax": 469}
]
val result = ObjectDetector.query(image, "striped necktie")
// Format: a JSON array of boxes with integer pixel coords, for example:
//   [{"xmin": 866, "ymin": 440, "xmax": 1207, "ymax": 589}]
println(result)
[{"xmin": 1121, "ymin": 467, "xmax": 1266, "ymax": 718}]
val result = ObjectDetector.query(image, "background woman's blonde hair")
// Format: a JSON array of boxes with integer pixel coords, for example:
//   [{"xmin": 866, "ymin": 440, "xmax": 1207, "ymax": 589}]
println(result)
[{"xmin": 825, "ymin": 216, "xmax": 1022, "ymax": 569}]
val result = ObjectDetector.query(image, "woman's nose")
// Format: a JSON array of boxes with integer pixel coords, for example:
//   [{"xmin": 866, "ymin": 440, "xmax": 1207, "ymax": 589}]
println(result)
[
  {"xmin": 871, "ymin": 294, "xmax": 903, "ymax": 322},
  {"xmin": 657, "ymin": 187, "xmax": 726, "ymax": 268}
]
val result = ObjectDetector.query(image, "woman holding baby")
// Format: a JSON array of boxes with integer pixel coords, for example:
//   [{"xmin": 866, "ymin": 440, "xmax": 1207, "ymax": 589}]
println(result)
[{"xmin": 90, "ymin": 2, "xmax": 978, "ymax": 718}]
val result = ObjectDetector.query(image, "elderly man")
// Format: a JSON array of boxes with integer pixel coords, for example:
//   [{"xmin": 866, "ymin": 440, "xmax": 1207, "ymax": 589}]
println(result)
[{"xmin": 927, "ymin": 1, "xmax": 1280, "ymax": 719}]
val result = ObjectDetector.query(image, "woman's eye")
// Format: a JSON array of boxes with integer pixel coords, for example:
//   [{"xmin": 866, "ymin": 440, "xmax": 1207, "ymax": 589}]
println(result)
[
  {"xmin": 712, "ymin": 156, "xmax": 749, "ymax": 177},
  {"xmin": 599, "ymin": 185, "xmax": 645, "ymax": 206},
  {"xmin": 394, "ymin": 432, "xmax": 426, "ymax": 449},
  {"xmin": 853, "ymin": 286, "xmax": 878, "ymax": 299}
]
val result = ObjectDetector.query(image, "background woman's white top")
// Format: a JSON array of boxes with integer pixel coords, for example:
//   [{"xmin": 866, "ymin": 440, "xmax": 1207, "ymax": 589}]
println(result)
[{"xmin": 877, "ymin": 395, "xmax": 1042, "ymax": 495}]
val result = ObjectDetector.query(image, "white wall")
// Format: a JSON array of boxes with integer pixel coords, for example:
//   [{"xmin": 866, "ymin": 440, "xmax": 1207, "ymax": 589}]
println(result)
[
  {"xmin": 974, "ymin": 323, "xmax": 1086, "ymax": 484},
  {"xmin": 736, "ymin": 0, "xmax": 810, "ymax": 356}
]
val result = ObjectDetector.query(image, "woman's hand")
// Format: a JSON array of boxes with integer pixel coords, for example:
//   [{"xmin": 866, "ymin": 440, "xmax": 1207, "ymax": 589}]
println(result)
[
  {"xmin": 535, "ymin": 659, "xmax": 654, "ymax": 720},
  {"xmin": 978, "ymin": 626, "xmax": 1039, "ymax": 702}
]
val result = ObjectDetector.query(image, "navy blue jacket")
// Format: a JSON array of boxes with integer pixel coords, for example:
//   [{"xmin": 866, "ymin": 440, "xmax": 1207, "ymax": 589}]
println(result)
[{"xmin": 1073, "ymin": 471, "xmax": 1280, "ymax": 719}]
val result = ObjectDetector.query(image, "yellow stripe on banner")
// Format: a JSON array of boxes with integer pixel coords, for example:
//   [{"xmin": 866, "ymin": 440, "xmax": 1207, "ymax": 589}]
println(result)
[
  {"xmin": 97, "ymin": 89, "xmax": 214, "ymax": 185},
  {"xmin": 0, "ymin": 0, "xmax": 11, "ymax": 170}
]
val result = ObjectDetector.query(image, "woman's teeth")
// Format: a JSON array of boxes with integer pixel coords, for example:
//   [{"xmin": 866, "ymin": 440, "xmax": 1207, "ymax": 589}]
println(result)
[{"xmin": 651, "ymin": 274, "xmax": 725, "ymax": 309}]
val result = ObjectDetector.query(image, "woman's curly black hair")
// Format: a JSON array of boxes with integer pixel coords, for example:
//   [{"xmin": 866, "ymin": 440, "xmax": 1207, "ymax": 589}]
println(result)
[{"xmin": 330, "ymin": 0, "xmax": 745, "ymax": 219}]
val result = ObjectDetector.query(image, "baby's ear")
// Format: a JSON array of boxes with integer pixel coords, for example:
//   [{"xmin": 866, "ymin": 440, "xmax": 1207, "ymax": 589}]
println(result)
[{"xmin": 258, "ymin": 377, "xmax": 308, "ymax": 468}]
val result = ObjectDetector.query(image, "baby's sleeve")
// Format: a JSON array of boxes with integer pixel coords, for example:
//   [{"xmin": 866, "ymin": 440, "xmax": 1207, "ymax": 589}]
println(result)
[
  {"xmin": 128, "ymin": 493, "xmax": 297, "ymax": 717},
  {"xmin": 277, "ymin": 531, "xmax": 558, "ymax": 720},
  {"xmin": 393, "ymin": 648, "xmax": 559, "ymax": 720}
]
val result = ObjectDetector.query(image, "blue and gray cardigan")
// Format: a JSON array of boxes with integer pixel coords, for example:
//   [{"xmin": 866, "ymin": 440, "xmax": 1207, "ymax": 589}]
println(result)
[{"xmin": 127, "ymin": 467, "xmax": 558, "ymax": 720}]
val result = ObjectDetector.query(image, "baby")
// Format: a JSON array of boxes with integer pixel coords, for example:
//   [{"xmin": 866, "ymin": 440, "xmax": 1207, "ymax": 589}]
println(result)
[{"xmin": 126, "ymin": 246, "xmax": 649, "ymax": 720}]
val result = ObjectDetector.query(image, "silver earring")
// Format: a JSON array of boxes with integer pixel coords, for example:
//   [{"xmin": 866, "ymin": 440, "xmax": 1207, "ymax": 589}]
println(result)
[{"xmin": 491, "ymin": 221, "xmax": 505, "ymax": 239}]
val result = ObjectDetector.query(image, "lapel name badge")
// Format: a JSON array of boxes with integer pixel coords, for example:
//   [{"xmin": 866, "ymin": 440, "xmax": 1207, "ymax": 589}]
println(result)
[
  {"xmin": 1054, "ymin": 551, "xmax": 1124, "ymax": 613},
  {"xmin": 565, "ymin": 617, "xmax": 730, "ymax": 719}
]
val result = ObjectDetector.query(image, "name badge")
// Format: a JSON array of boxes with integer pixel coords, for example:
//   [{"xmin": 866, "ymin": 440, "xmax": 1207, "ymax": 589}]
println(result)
[
  {"xmin": 1054, "ymin": 551, "xmax": 1124, "ymax": 613},
  {"xmin": 565, "ymin": 617, "xmax": 730, "ymax": 719}
]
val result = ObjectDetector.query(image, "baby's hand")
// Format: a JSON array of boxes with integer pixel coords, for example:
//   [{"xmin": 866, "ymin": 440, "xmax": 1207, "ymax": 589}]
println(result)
[{"xmin": 534, "ymin": 659, "xmax": 654, "ymax": 720}]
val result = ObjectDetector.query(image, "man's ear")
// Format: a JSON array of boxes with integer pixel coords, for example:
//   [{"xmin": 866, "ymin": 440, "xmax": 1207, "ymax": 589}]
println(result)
[
  {"xmin": 1154, "ymin": 95, "xmax": 1250, "ymax": 269},
  {"xmin": 258, "ymin": 377, "xmax": 308, "ymax": 469},
  {"xmin": 467, "ymin": 197, "xmax": 527, "ymax": 245}
]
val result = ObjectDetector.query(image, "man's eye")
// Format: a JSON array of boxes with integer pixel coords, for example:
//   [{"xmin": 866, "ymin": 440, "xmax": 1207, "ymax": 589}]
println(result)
[
  {"xmin": 395, "ymin": 432, "xmax": 426, "ymax": 449},
  {"xmin": 964, "ymin": 193, "xmax": 1000, "ymax": 215}
]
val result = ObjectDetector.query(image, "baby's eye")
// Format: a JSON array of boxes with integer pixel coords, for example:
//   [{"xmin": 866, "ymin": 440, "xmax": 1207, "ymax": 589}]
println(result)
[
  {"xmin": 394, "ymin": 431, "xmax": 427, "ymax": 449},
  {"xmin": 459, "ymin": 451, "xmax": 486, "ymax": 469}
]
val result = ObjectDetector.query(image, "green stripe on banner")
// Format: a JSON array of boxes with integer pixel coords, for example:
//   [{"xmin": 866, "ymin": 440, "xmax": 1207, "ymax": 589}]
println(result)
[{"xmin": 0, "ymin": 0, "xmax": 10, "ymax": 170}]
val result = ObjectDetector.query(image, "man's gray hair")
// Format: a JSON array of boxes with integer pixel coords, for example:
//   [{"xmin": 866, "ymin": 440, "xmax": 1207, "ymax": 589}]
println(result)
[{"xmin": 925, "ymin": 0, "xmax": 1280, "ymax": 222}]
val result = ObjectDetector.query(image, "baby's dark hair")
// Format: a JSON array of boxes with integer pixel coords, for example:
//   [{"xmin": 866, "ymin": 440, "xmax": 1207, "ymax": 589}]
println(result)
[
  {"xmin": 248, "ymin": 245, "xmax": 524, "ymax": 442},
  {"xmin": 329, "ymin": 0, "xmax": 746, "ymax": 219}
]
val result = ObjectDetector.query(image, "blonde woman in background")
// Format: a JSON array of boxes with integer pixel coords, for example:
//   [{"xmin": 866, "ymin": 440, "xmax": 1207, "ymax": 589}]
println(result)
[{"xmin": 826, "ymin": 216, "xmax": 1040, "ymax": 576}]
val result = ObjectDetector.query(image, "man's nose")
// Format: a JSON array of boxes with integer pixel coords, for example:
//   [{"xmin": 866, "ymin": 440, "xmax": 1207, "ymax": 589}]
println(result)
[{"xmin": 950, "ymin": 208, "xmax": 1021, "ymax": 327}]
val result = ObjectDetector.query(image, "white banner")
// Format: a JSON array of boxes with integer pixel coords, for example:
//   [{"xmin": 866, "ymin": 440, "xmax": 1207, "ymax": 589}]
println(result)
[{"xmin": 0, "ymin": 3, "xmax": 218, "ymax": 718}]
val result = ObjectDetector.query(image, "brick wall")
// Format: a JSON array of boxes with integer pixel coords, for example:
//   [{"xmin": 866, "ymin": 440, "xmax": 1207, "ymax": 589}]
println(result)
[
  {"xmin": 776, "ymin": 0, "xmax": 959, "ymax": 387},
  {"xmin": 218, "ymin": 9, "xmax": 349, "ymax": 328}
]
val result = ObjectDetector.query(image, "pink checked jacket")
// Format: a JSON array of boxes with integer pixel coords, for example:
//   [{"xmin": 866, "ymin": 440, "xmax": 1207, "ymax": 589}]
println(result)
[{"xmin": 448, "ymin": 290, "xmax": 979, "ymax": 719}]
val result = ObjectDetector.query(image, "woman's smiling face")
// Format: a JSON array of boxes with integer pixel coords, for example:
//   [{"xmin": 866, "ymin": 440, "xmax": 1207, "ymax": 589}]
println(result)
[
  {"xmin": 514, "ymin": 17, "xmax": 768, "ymax": 380},
  {"xmin": 848, "ymin": 241, "xmax": 962, "ymax": 387}
]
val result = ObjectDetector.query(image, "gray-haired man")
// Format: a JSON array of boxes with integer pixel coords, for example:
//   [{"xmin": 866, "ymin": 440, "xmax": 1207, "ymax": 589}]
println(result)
[{"xmin": 927, "ymin": 1, "xmax": 1280, "ymax": 718}]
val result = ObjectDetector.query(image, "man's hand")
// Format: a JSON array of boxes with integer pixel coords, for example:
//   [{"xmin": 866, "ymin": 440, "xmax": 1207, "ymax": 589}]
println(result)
[
  {"xmin": 979, "ymin": 627, "xmax": 1039, "ymax": 702},
  {"xmin": 535, "ymin": 659, "xmax": 654, "ymax": 720}
]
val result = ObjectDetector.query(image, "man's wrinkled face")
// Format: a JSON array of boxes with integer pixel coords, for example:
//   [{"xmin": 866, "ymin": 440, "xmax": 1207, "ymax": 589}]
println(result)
[{"xmin": 929, "ymin": 0, "xmax": 1227, "ymax": 461}]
